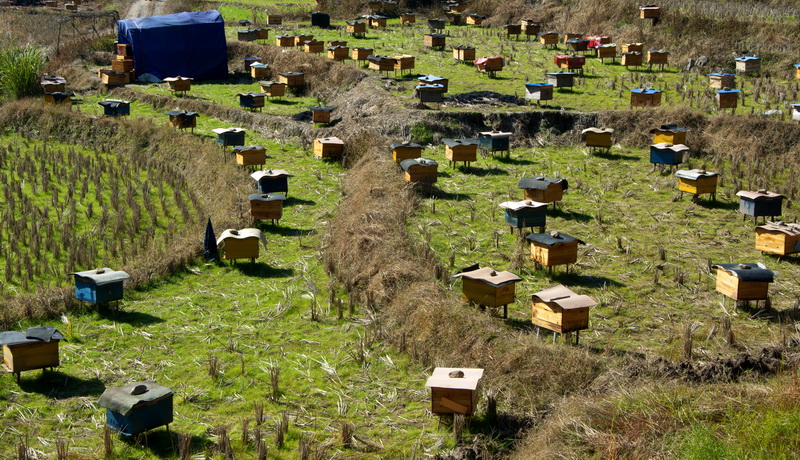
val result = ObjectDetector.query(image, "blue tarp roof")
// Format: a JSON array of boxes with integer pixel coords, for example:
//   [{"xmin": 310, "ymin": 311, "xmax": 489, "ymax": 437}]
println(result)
[{"xmin": 118, "ymin": 10, "xmax": 228, "ymax": 80}]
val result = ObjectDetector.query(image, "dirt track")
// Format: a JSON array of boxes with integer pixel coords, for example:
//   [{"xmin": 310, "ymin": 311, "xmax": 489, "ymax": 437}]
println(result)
[{"xmin": 124, "ymin": 0, "xmax": 168, "ymax": 19}]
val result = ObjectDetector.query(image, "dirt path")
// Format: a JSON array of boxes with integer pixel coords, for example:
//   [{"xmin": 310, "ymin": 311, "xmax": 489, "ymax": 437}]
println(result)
[{"xmin": 124, "ymin": 0, "xmax": 168, "ymax": 19}]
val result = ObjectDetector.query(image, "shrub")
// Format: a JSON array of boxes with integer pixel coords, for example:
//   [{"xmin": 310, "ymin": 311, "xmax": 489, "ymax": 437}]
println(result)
[{"xmin": 0, "ymin": 45, "xmax": 45, "ymax": 100}]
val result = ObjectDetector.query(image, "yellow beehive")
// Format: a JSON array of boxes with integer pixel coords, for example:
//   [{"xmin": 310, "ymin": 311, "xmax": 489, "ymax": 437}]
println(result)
[
  {"xmin": 313, "ymin": 136, "xmax": 344, "ymax": 158},
  {"xmin": 713, "ymin": 263, "xmax": 774, "ymax": 301},
  {"xmin": 621, "ymin": 43, "xmax": 643, "ymax": 53},
  {"xmin": 531, "ymin": 285, "xmax": 596, "ymax": 334},
  {"xmin": 249, "ymin": 193, "xmax": 285, "ymax": 222},
  {"xmin": 527, "ymin": 231, "xmax": 582, "ymax": 268},
  {"xmin": 390, "ymin": 142, "xmax": 423, "ymax": 163},
  {"xmin": 304, "ymin": 40, "xmax": 324, "ymax": 53},
  {"xmin": 518, "ymin": 176, "xmax": 567, "ymax": 203},
  {"xmin": 295, "ymin": 34, "xmax": 313, "ymax": 46},
  {"xmin": 234, "ymin": 146, "xmax": 267, "ymax": 166},
  {"xmin": 755, "ymin": 222, "xmax": 800, "ymax": 256},
  {"xmin": 216, "ymin": 228, "xmax": 266, "ymax": 262},
  {"xmin": 400, "ymin": 158, "xmax": 438, "ymax": 184},
  {"xmin": 451, "ymin": 266, "xmax": 521, "ymax": 317},
  {"xmin": 675, "ymin": 169, "xmax": 719, "ymax": 200}
]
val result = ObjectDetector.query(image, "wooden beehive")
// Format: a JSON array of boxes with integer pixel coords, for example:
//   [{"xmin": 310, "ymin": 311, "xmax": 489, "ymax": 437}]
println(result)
[
  {"xmin": 212, "ymin": 127, "xmax": 246, "ymax": 148},
  {"xmin": 500, "ymin": 200, "xmax": 548, "ymax": 231},
  {"xmin": 328, "ymin": 40, "xmax": 347, "ymax": 47},
  {"xmin": 531, "ymin": 285, "xmax": 596, "ymax": 334},
  {"xmin": 249, "ymin": 193, "xmax": 285, "ymax": 222},
  {"xmin": 581, "ymin": 127, "xmax": 615, "ymax": 151},
  {"xmin": 586, "ymin": 35, "xmax": 612, "ymax": 47},
  {"xmin": 40, "ymin": 76, "xmax": 67, "ymax": 93},
  {"xmin": 525, "ymin": 83, "xmax": 554, "ymax": 102},
  {"xmin": 555, "ymin": 54, "xmax": 585, "ymax": 71},
  {"xmin": 394, "ymin": 55, "xmax": 415, "ymax": 73},
  {"xmin": 346, "ymin": 20, "xmax": 366, "ymax": 37},
  {"xmin": 708, "ymin": 72, "xmax": 735, "ymax": 89},
  {"xmin": 45, "ymin": 1, "xmax": 57, "ymax": 6},
  {"xmin": 237, "ymin": 29, "xmax": 258, "ymax": 42},
  {"xmin": 163, "ymin": 76, "xmax": 192, "ymax": 94},
  {"xmin": 351, "ymin": 47, "xmax": 373, "ymax": 62},
  {"xmin": 328, "ymin": 46, "xmax": 349, "ymax": 61},
  {"xmin": 737, "ymin": 190, "xmax": 784, "ymax": 219},
  {"xmin": 304, "ymin": 40, "xmax": 324, "ymax": 53},
  {"xmin": 453, "ymin": 45, "xmax": 476, "ymax": 62},
  {"xmin": 44, "ymin": 92, "xmax": 72, "ymax": 106},
  {"xmin": 234, "ymin": 145, "xmax": 266, "ymax": 166},
  {"xmin": 98, "ymin": 382, "xmax": 174, "ymax": 436},
  {"xmin": 250, "ymin": 63, "xmax": 269, "ymax": 80},
  {"xmin": 546, "ymin": 71, "xmax": 575, "ymax": 88},
  {"xmin": 1, "ymin": 327, "xmax": 65, "ymax": 383},
  {"xmin": 675, "ymin": 169, "xmax": 718, "ymax": 200},
  {"xmin": 795, "ymin": 64, "xmax": 800, "ymax": 79},
  {"xmin": 621, "ymin": 52, "xmax": 643, "ymax": 68},
  {"xmin": 479, "ymin": 131, "xmax": 511, "ymax": 154},
  {"xmin": 712, "ymin": 263, "xmax": 774, "ymax": 301},
  {"xmin": 735, "ymin": 56, "xmax": 760, "ymax": 73},
  {"xmin": 755, "ymin": 222, "xmax": 800, "ymax": 256},
  {"xmin": 367, "ymin": 15, "xmax": 387, "ymax": 28},
  {"xmin": 428, "ymin": 18, "xmax": 446, "ymax": 31},
  {"xmin": 425, "ymin": 33, "xmax": 446, "ymax": 50},
  {"xmin": 216, "ymin": 228, "xmax": 266, "ymax": 261},
  {"xmin": 99, "ymin": 69, "xmax": 128, "ymax": 86},
  {"xmin": 295, "ymin": 34, "xmax": 313, "ymax": 46},
  {"xmin": 647, "ymin": 49, "xmax": 669, "ymax": 69},
  {"xmin": 390, "ymin": 142, "xmax": 423, "ymax": 163},
  {"xmin": 504, "ymin": 24, "xmax": 522, "ymax": 39},
  {"xmin": 166, "ymin": 110, "xmax": 198, "ymax": 131},
  {"xmin": 416, "ymin": 84, "xmax": 446, "ymax": 103},
  {"xmin": 639, "ymin": 5, "xmax": 660, "ymax": 18},
  {"xmin": 451, "ymin": 265, "xmax": 522, "ymax": 317},
  {"xmin": 418, "ymin": 75, "xmax": 448, "ymax": 92},
  {"xmin": 112, "ymin": 59, "xmax": 134, "ymax": 73},
  {"xmin": 116, "ymin": 43, "xmax": 132, "ymax": 56},
  {"xmin": 561, "ymin": 32, "xmax": 582, "ymax": 44},
  {"xmin": 275, "ymin": 35, "xmax": 296, "ymax": 47},
  {"xmin": 368, "ymin": 55, "xmax": 396, "ymax": 72},
  {"xmin": 65, "ymin": 3, "xmax": 77, "ymax": 11},
  {"xmin": 244, "ymin": 58, "xmax": 260, "ymax": 72},
  {"xmin": 400, "ymin": 158, "xmax": 438, "ymax": 184},
  {"xmin": 251, "ymin": 169, "xmax": 291, "ymax": 194},
  {"xmin": 650, "ymin": 124, "xmax": 688, "ymax": 145},
  {"xmin": 310, "ymin": 105, "xmax": 334, "ymax": 124},
  {"xmin": 527, "ymin": 231, "xmax": 583, "ymax": 268},
  {"xmin": 630, "ymin": 88, "xmax": 662, "ymax": 107},
  {"xmin": 716, "ymin": 88, "xmax": 741, "ymax": 110},
  {"xmin": 621, "ymin": 43, "xmax": 643, "ymax": 53},
  {"xmin": 518, "ymin": 176, "xmax": 568, "ymax": 203},
  {"xmin": 259, "ymin": 81, "xmax": 286, "ymax": 98},
  {"xmin": 98, "ymin": 99, "xmax": 131, "ymax": 117},
  {"xmin": 596, "ymin": 44, "xmax": 617, "ymax": 62},
  {"xmin": 68, "ymin": 268, "xmax": 131, "ymax": 304},
  {"xmin": 425, "ymin": 368, "xmax": 484, "ymax": 416},
  {"xmin": 466, "ymin": 14, "xmax": 485, "ymax": 25},
  {"xmin": 538, "ymin": 32, "xmax": 559, "ymax": 46},
  {"xmin": 238, "ymin": 92, "xmax": 265, "ymax": 111},
  {"xmin": 442, "ymin": 138, "xmax": 479, "ymax": 167},
  {"xmin": 266, "ymin": 14, "xmax": 282, "ymax": 25},
  {"xmin": 314, "ymin": 136, "xmax": 344, "ymax": 158},
  {"xmin": 521, "ymin": 18, "xmax": 541, "ymax": 36},
  {"xmin": 278, "ymin": 72, "xmax": 304, "ymax": 88},
  {"xmin": 400, "ymin": 13, "xmax": 416, "ymax": 25},
  {"xmin": 566, "ymin": 38, "xmax": 589, "ymax": 52},
  {"xmin": 649, "ymin": 143, "xmax": 688, "ymax": 167},
  {"xmin": 256, "ymin": 28, "xmax": 270, "ymax": 40},
  {"xmin": 475, "ymin": 57, "xmax": 504, "ymax": 74}
]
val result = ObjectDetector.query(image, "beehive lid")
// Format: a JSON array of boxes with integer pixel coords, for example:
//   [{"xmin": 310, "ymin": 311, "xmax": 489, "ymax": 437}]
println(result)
[
  {"xmin": 250, "ymin": 63, "xmax": 269, "ymax": 69},
  {"xmin": 734, "ymin": 56, "xmax": 759, "ymax": 61},
  {"xmin": 546, "ymin": 71, "xmax": 577, "ymax": 76},
  {"xmin": 525, "ymin": 83, "xmax": 553, "ymax": 88},
  {"xmin": 419, "ymin": 75, "xmax": 446, "ymax": 83},
  {"xmin": 479, "ymin": 130, "xmax": 512, "ymax": 138},
  {"xmin": 709, "ymin": 72, "xmax": 734, "ymax": 76},
  {"xmin": 251, "ymin": 169, "xmax": 291, "ymax": 180},
  {"xmin": 0, "ymin": 326, "xmax": 65, "ymax": 346},
  {"xmin": 675, "ymin": 169, "xmax": 718, "ymax": 180},
  {"xmin": 415, "ymin": 84, "xmax": 445, "ymax": 91},
  {"xmin": 526, "ymin": 231, "xmax": 583, "ymax": 246},
  {"xmin": 237, "ymin": 92, "xmax": 266, "ymax": 97},
  {"xmin": 630, "ymin": 88, "xmax": 662, "ymax": 94},
  {"xmin": 650, "ymin": 123, "xmax": 688, "ymax": 134},
  {"xmin": 346, "ymin": 20, "xmax": 365, "ymax": 25},
  {"xmin": 539, "ymin": 31, "xmax": 559, "ymax": 36},
  {"xmin": 474, "ymin": 56, "xmax": 504, "ymax": 65},
  {"xmin": 276, "ymin": 34, "xmax": 296, "ymax": 39},
  {"xmin": 649, "ymin": 49, "xmax": 669, "ymax": 54},
  {"xmin": 99, "ymin": 69, "xmax": 125, "ymax": 76},
  {"xmin": 450, "ymin": 266, "xmax": 522, "ymax": 287},
  {"xmin": 163, "ymin": 76, "xmax": 193, "ymax": 81},
  {"xmin": 639, "ymin": 4, "xmax": 659, "ymax": 8},
  {"xmin": 651, "ymin": 142, "xmax": 689, "ymax": 152},
  {"xmin": 279, "ymin": 72, "xmax": 304, "ymax": 77},
  {"xmin": 248, "ymin": 193, "xmax": 286, "ymax": 202},
  {"xmin": 327, "ymin": 45, "xmax": 348, "ymax": 50},
  {"xmin": 310, "ymin": 106, "xmax": 334, "ymax": 113},
  {"xmin": 390, "ymin": 141, "xmax": 423, "ymax": 149},
  {"xmin": 98, "ymin": 381, "xmax": 173, "ymax": 417},
  {"xmin": 212, "ymin": 127, "xmax": 245, "ymax": 134},
  {"xmin": 566, "ymin": 38, "xmax": 589, "ymax": 44},
  {"xmin": 716, "ymin": 88, "xmax": 741, "ymax": 94},
  {"xmin": 442, "ymin": 138, "xmax": 480, "ymax": 148},
  {"xmin": 531, "ymin": 284, "xmax": 596, "ymax": 309},
  {"xmin": 736, "ymin": 190, "xmax": 784, "ymax": 200},
  {"xmin": 757, "ymin": 221, "xmax": 800, "ymax": 236},
  {"xmin": 316, "ymin": 136, "xmax": 344, "ymax": 145},
  {"xmin": 425, "ymin": 368, "xmax": 484, "ymax": 390},
  {"xmin": 367, "ymin": 54, "xmax": 394, "ymax": 62},
  {"xmin": 217, "ymin": 228, "xmax": 267, "ymax": 247},
  {"xmin": 581, "ymin": 127, "xmax": 614, "ymax": 135},
  {"xmin": 500, "ymin": 200, "xmax": 549, "ymax": 211},
  {"xmin": 467, "ymin": 13, "xmax": 486, "ymax": 19},
  {"xmin": 68, "ymin": 268, "xmax": 131, "ymax": 285},
  {"xmin": 98, "ymin": 99, "xmax": 130, "ymax": 108},
  {"xmin": 518, "ymin": 176, "xmax": 568, "ymax": 191},
  {"xmin": 233, "ymin": 145, "xmax": 265, "ymax": 152},
  {"xmin": 712, "ymin": 263, "xmax": 775, "ymax": 282},
  {"xmin": 304, "ymin": 40, "xmax": 322, "ymax": 44},
  {"xmin": 40, "ymin": 76, "xmax": 67, "ymax": 85},
  {"xmin": 165, "ymin": 110, "xmax": 198, "ymax": 117},
  {"xmin": 426, "ymin": 33, "xmax": 446, "ymax": 38},
  {"xmin": 257, "ymin": 81, "xmax": 284, "ymax": 87},
  {"xmin": 453, "ymin": 45, "xmax": 476, "ymax": 50},
  {"xmin": 400, "ymin": 158, "xmax": 438, "ymax": 171}
]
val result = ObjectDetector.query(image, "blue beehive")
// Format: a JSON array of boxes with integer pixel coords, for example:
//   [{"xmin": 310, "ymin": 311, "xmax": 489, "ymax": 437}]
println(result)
[
  {"xmin": 479, "ymin": 131, "xmax": 512, "ymax": 154},
  {"xmin": 98, "ymin": 99, "xmax": 130, "ymax": 116},
  {"xmin": 500, "ymin": 200, "xmax": 548, "ymax": 231},
  {"xmin": 213, "ymin": 127, "xmax": 246, "ymax": 147},
  {"xmin": 251, "ymin": 169, "xmax": 291, "ymax": 194},
  {"xmin": 649, "ymin": 142, "xmax": 688, "ymax": 166},
  {"xmin": 68, "ymin": 268, "xmax": 131, "ymax": 304},
  {"xmin": 98, "ymin": 382, "xmax": 173, "ymax": 436},
  {"xmin": 736, "ymin": 190, "xmax": 784, "ymax": 219}
]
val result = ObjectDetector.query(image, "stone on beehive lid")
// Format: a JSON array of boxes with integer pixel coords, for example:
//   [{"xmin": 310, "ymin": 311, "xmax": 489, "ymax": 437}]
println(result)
[
  {"xmin": 68, "ymin": 268, "xmax": 131, "ymax": 304},
  {"xmin": 216, "ymin": 228, "xmax": 266, "ymax": 261},
  {"xmin": 712, "ymin": 263, "xmax": 775, "ymax": 301},
  {"xmin": 98, "ymin": 381, "xmax": 174, "ymax": 436},
  {"xmin": 1, "ymin": 326, "xmax": 66, "ymax": 383},
  {"xmin": 425, "ymin": 367, "xmax": 484, "ymax": 416},
  {"xmin": 526, "ymin": 231, "xmax": 583, "ymax": 267},
  {"xmin": 251, "ymin": 169, "xmax": 291, "ymax": 194},
  {"xmin": 755, "ymin": 222, "xmax": 800, "ymax": 256},
  {"xmin": 531, "ymin": 284, "xmax": 596, "ymax": 333},
  {"xmin": 518, "ymin": 176, "xmax": 568, "ymax": 203}
]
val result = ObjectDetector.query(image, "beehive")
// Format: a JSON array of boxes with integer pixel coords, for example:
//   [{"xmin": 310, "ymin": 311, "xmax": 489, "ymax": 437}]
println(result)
[
  {"xmin": 566, "ymin": 38, "xmax": 589, "ymax": 52},
  {"xmin": 368, "ymin": 55, "xmax": 396, "ymax": 72},
  {"xmin": 1, "ymin": 327, "xmax": 65, "ymax": 384},
  {"xmin": 65, "ymin": 3, "xmax": 77, "ymax": 11},
  {"xmin": 712, "ymin": 263, "xmax": 774, "ymax": 301},
  {"xmin": 394, "ymin": 55, "xmax": 415, "ymax": 74},
  {"xmin": 351, "ymin": 47, "xmax": 373, "ymax": 62},
  {"xmin": 708, "ymin": 73, "xmax": 735, "ymax": 89},
  {"xmin": 256, "ymin": 28, "xmax": 270, "ymax": 40},
  {"xmin": 266, "ymin": 14, "xmax": 282, "ymax": 25},
  {"xmin": 735, "ymin": 56, "xmax": 760, "ymax": 73},
  {"xmin": 442, "ymin": 138, "xmax": 479, "ymax": 167},
  {"xmin": 649, "ymin": 143, "xmax": 688, "ymax": 167},
  {"xmin": 755, "ymin": 222, "xmax": 800, "ymax": 256},
  {"xmin": 474, "ymin": 56, "xmax": 504, "ymax": 74},
  {"xmin": 639, "ymin": 5, "xmax": 660, "ymax": 18},
  {"xmin": 795, "ymin": 64, "xmax": 800, "ymax": 79},
  {"xmin": 518, "ymin": 176, "xmax": 568, "ymax": 203},
  {"xmin": 295, "ymin": 34, "xmax": 313, "ymax": 46},
  {"xmin": 716, "ymin": 88, "xmax": 741, "ymax": 110},
  {"xmin": 531, "ymin": 285, "xmax": 596, "ymax": 334},
  {"xmin": 527, "ymin": 231, "xmax": 583, "ymax": 268},
  {"xmin": 258, "ymin": 81, "xmax": 287, "ymax": 98},
  {"xmin": 249, "ymin": 193, "xmax": 285, "ymax": 222},
  {"xmin": 400, "ymin": 158, "xmax": 438, "ymax": 184},
  {"xmin": 525, "ymin": 83, "xmax": 554, "ymax": 102},
  {"xmin": 521, "ymin": 18, "xmax": 541, "ymax": 36},
  {"xmin": 675, "ymin": 169, "xmax": 719, "ymax": 200},
  {"xmin": 327, "ymin": 45, "xmax": 349, "ymax": 61},
  {"xmin": 555, "ymin": 54, "xmax": 585, "ymax": 72},
  {"xmin": 400, "ymin": 13, "xmax": 416, "ymax": 25},
  {"xmin": 275, "ymin": 35, "xmax": 296, "ymax": 47},
  {"xmin": 98, "ymin": 382, "xmax": 174, "ymax": 436},
  {"xmin": 504, "ymin": 24, "xmax": 522, "ymax": 39},
  {"xmin": 630, "ymin": 88, "xmax": 662, "ymax": 107},
  {"xmin": 98, "ymin": 99, "xmax": 131, "ymax": 117},
  {"xmin": 581, "ymin": 127, "xmax": 615, "ymax": 152},
  {"xmin": 425, "ymin": 368, "xmax": 484, "ymax": 416},
  {"xmin": 310, "ymin": 105, "xmax": 334, "ymax": 124},
  {"xmin": 418, "ymin": 75, "xmax": 448, "ymax": 92},
  {"xmin": 621, "ymin": 52, "xmax": 643, "ymax": 68},
  {"xmin": 546, "ymin": 71, "xmax": 576, "ymax": 88},
  {"xmin": 561, "ymin": 32, "xmax": 582, "ymax": 44},
  {"xmin": 647, "ymin": 49, "xmax": 669, "ymax": 69},
  {"xmin": 166, "ymin": 110, "xmax": 198, "ymax": 131},
  {"xmin": 216, "ymin": 228, "xmax": 267, "ymax": 262},
  {"xmin": 212, "ymin": 127, "xmax": 246, "ymax": 148},
  {"xmin": 425, "ymin": 33, "xmax": 446, "ymax": 50},
  {"xmin": 250, "ymin": 62, "xmax": 269, "ymax": 80},
  {"xmin": 538, "ymin": 32, "xmax": 559, "ymax": 46},
  {"xmin": 367, "ymin": 15, "xmax": 387, "ymax": 28},
  {"xmin": 621, "ymin": 43, "xmax": 643, "ymax": 53},
  {"xmin": 346, "ymin": 20, "xmax": 366, "ymax": 37},
  {"xmin": 237, "ymin": 92, "xmax": 266, "ymax": 111},
  {"xmin": 233, "ymin": 145, "xmax": 266, "ymax": 166},
  {"xmin": 278, "ymin": 72, "xmax": 304, "ymax": 88},
  {"xmin": 314, "ymin": 137, "xmax": 344, "ymax": 159},
  {"xmin": 650, "ymin": 124, "xmax": 688, "ymax": 145},
  {"xmin": 44, "ymin": 92, "xmax": 73, "ymax": 106},
  {"xmin": 450, "ymin": 265, "xmax": 522, "ymax": 317},
  {"xmin": 453, "ymin": 45, "xmax": 476, "ymax": 62},
  {"xmin": 111, "ymin": 58, "xmax": 134, "ymax": 73},
  {"xmin": 237, "ymin": 29, "xmax": 258, "ymax": 42},
  {"xmin": 736, "ymin": 190, "xmax": 784, "ymax": 219},
  {"xmin": 68, "ymin": 268, "xmax": 131, "ymax": 304},
  {"xmin": 304, "ymin": 40, "xmax": 325, "ymax": 53},
  {"xmin": 251, "ymin": 169, "xmax": 291, "ymax": 194},
  {"xmin": 466, "ymin": 14, "xmax": 485, "ymax": 25},
  {"xmin": 500, "ymin": 200, "xmax": 548, "ymax": 232},
  {"xmin": 163, "ymin": 76, "xmax": 192, "ymax": 94},
  {"xmin": 416, "ymin": 84, "xmax": 446, "ymax": 103},
  {"xmin": 596, "ymin": 44, "xmax": 617, "ymax": 62},
  {"xmin": 99, "ymin": 69, "xmax": 128, "ymax": 86},
  {"xmin": 479, "ymin": 131, "xmax": 512, "ymax": 155},
  {"xmin": 390, "ymin": 142, "xmax": 423, "ymax": 163},
  {"xmin": 428, "ymin": 18, "xmax": 446, "ymax": 31},
  {"xmin": 586, "ymin": 36, "xmax": 612, "ymax": 47},
  {"xmin": 40, "ymin": 75, "xmax": 67, "ymax": 93},
  {"xmin": 327, "ymin": 40, "xmax": 347, "ymax": 47}
]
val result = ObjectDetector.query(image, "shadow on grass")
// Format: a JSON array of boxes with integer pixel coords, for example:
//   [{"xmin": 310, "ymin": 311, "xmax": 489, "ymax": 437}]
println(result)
[
  {"xmin": 505, "ymin": 317, "xmax": 536, "ymax": 332},
  {"xmin": 696, "ymin": 199, "xmax": 738, "ymax": 211},
  {"xmin": 19, "ymin": 370, "xmax": 105, "ymax": 398},
  {"xmin": 551, "ymin": 271, "xmax": 623, "ymax": 288},
  {"xmin": 270, "ymin": 99, "xmax": 301, "ymax": 106},
  {"xmin": 232, "ymin": 261, "xmax": 295, "ymax": 278},
  {"xmin": 460, "ymin": 165, "xmax": 509, "ymax": 177},
  {"xmin": 284, "ymin": 196, "xmax": 316, "ymax": 206},
  {"xmin": 257, "ymin": 223, "xmax": 316, "ymax": 238},
  {"xmin": 592, "ymin": 151, "xmax": 640, "ymax": 161},
  {"xmin": 550, "ymin": 207, "xmax": 593, "ymax": 222},
  {"xmin": 121, "ymin": 430, "xmax": 210, "ymax": 459},
  {"xmin": 496, "ymin": 156, "xmax": 534, "ymax": 165},
  {"xmin": 465, "ymin": 412, "xmax": 536, "ymax": 453},
  {"xmin": 764, "ymin": 253, "xmax": 800, "ymax": 265},
  {"xmin": 431, "ymin": 188, "xmax": 472, "ymax": 201},
  {"xmin": 98, "ymin": 306, "xmax": 164, "ymax": 326}
]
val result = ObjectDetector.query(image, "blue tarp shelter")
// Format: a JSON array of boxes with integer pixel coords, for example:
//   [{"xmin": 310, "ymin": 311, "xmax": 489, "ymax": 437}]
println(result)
[{"xmin": 118, "ymin": 10, "xmax": 228, "ymax": 80}]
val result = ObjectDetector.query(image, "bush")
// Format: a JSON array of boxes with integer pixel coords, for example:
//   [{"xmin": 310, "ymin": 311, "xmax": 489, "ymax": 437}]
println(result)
[{"xmin": 0, "ymin": 45, "xmax": 45, "ymax": 100}]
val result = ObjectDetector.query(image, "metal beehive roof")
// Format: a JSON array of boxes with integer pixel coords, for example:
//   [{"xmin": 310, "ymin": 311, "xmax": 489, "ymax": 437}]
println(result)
[
  {"xmin": 517, "ymin": 176, "xmax": 568, "ymax": 191},
  {"xmin": 389, "ymin": 142, "xmax": 423, "ymax": 150},
  {"xmin": 216, "ymin": 228, "xmax": 267, "ymax": 247},
  {"xmin": 251, "ymin": 169, "xmax": 291, "ymax": 180},
  {"xmin": 442, "ymin": 138, "xmax": 479, "ymax": 147},
  {"xmin": 248, "ymin": 193, "xmax": 286, "ymax": 202},
  {"xmin": 449, "ymin": 266, "xmax": 522, "ymax": 287},
  {"xmin": 400, "ymin": 158, "xmax": 438, "ymax": 171},
  {"xmin": 425, "ymin": 368, "xmax": 484, "ymax": 390},
  {"xmin": 500, "ymin": 200, "xmax": 549, "ymax": 211},
  {"xmin": 712, "ymin": 263, "xmax": 775, "ymax": 282},
  {"xmin": 674, "ymin": 169, "xmax": 718, "ymax": 180},
  {"xmin": 0, "ymin": 326, "xmax": 65, "ymax": 346},
  {"xmin": 98, "ymin": 381, "xmax": 173, "ymax": 417},
  {"xmin": 68, "ymin": 268, "xmax": 131, "ymax": 285},
  {"xmin": 531, "ymin": 284, "xmax": 596, "ymax": 310},
  {"xmin": 651, "ymin": 142, "xmax": 689, "ymax": 152},
  {"xmin": 736, "ymin": 190, "xmax": 784, "ymax": 200},
  {"xmin": 212, "ymin": 127, "xmax": 245, "ymax": 134},
  {"xmin": 526, "ymin": 231, "xmax": 583, "ymax": 247}
]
